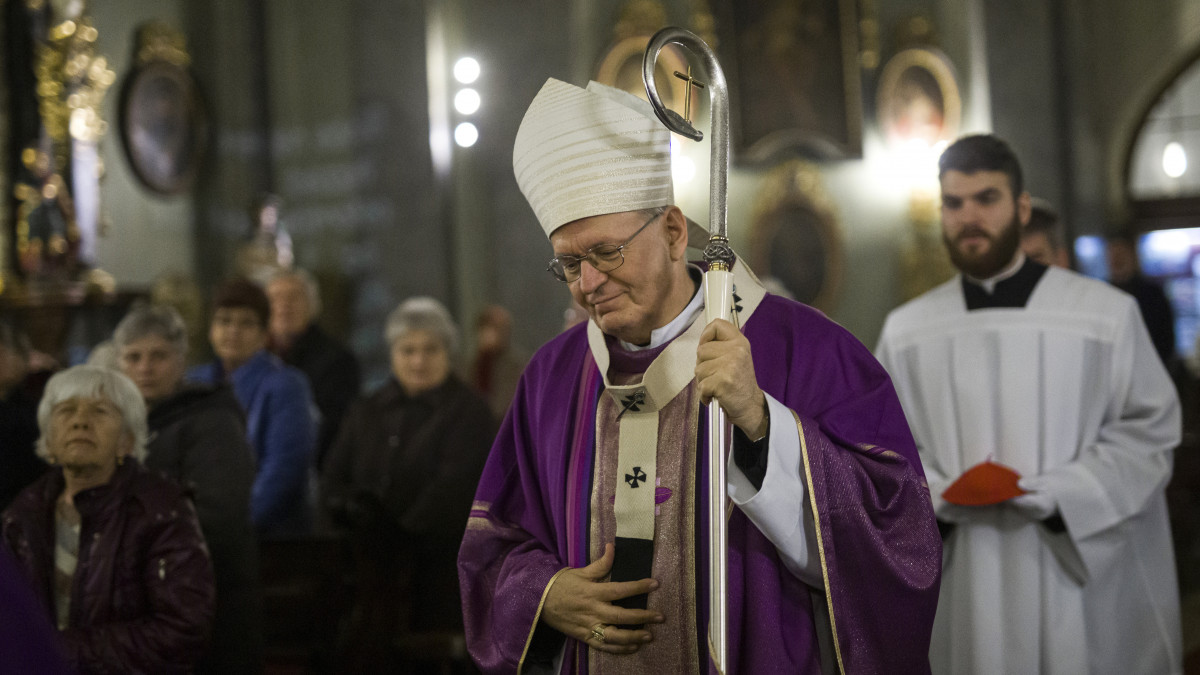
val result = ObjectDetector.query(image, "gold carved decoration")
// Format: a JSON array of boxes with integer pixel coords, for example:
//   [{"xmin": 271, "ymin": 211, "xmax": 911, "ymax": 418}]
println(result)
[
  {"xmin": 11, "ymin": 0, "xmax": 114, "ymax": 283},
  {"xmin": 858, "ymin": 0, "xmax": 881, "ymax": 70},
  {"xmin": 898, "ymin": 202, "xmax": 955, "ymax": 302},
  {"xmin": 594, "ymin": 0, "xmax": 714, "ymax": 117},
  {"xmin": 134, "ymin": 20, "xmax": 191, "ymax": 68},
  {"xmin": 748, "ymin": 160, "xmax": 844, "ymax": 312},
  {"xmin": 612, "ymin": 0, "xmax": 667, "ymax": 40}
]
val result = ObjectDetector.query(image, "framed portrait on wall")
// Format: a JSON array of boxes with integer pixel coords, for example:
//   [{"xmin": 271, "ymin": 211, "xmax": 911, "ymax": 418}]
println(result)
[
  {"xmin": 875, "ymin": 48, "xmax": 961, "ymax": 149},
  {"xmin": 748, "ymin": 160, "xmax": 844, "ymax": 312},
  {"xmin": 118, "ymin": 23, "xmax": 208, "ymax": 195},
  {"xmin": 714, "ymin": 0, "xmax": 864, "ymax": 162}
]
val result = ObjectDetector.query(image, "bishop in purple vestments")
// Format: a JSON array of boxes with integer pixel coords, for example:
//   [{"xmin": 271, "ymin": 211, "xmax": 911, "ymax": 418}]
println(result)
[{"xmin": 459, "ymin": 78, "xmax": 940, "ymax": 675}]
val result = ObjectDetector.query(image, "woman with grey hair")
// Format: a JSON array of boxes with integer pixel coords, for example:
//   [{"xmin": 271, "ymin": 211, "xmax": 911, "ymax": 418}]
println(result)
[
  {"xmin": 2, "ymin": 365, "xmax": 215, "ymax": 673},
  {"xmin": 114, "ymin": 304, "xmax": 262, "ymax": 675},
  {"xmin": 321, "ymin": 297, "xmax": 495, "ymax": 671}
]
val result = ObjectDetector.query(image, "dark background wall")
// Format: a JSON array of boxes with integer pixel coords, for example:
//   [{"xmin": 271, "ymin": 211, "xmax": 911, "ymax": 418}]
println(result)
[{"xmin": 16, "ymin": 0, "xmax": 1200, "ymax": 376}]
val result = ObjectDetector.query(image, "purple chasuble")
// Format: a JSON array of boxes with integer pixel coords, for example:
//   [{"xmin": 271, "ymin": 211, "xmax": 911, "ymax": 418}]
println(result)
[{"xmin": 460, "ymin": 294, "xmax": 941, "ymax": 674}]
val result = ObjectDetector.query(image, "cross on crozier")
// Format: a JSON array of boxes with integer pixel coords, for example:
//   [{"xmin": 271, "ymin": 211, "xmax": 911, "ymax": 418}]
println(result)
[{"xmin": 673, "ymin": 66, "xmax": 706, "ymax": 124}]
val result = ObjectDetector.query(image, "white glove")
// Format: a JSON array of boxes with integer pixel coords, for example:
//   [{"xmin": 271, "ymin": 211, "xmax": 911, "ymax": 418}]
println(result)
[{"xmin": 1008, "ymin": 477, "xmax": 1057, "ymax": 521}]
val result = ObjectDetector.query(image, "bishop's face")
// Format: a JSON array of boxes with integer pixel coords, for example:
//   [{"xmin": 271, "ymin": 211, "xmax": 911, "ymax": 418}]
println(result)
[
  {"xmin": 550, "ymin": 208, "xmax": 691, "ymax": 346},
  {"xmin": 940, "ymin": 170, "xmax": 1030, "ymax": 279}
]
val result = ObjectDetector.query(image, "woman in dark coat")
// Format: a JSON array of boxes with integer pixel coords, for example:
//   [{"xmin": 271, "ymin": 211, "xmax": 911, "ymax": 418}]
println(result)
[
  {"xmin": 322, "ymin": 297, "xmax": 496, "ymax": 672},
  {"xmin": 1, "ymin": 366, "xmax": 215, "ymax": 674},
  {"xmin": 114, "ymin": 304, "xmax": 262, "ymax": 674}
]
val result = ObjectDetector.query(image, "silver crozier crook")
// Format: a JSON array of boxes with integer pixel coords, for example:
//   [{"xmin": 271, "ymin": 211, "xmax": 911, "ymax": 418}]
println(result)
[{"xmin": 643, "ymin": 27, "xmax": 732, "ymax": 674}]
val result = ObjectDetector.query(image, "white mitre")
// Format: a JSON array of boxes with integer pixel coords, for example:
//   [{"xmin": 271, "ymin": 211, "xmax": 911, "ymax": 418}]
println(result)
[{"xmin": 513, "ymin": 78, "xmax": 677, "ymax": 239}]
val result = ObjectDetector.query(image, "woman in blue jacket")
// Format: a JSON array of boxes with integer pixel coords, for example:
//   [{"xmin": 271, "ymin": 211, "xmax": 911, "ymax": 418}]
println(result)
[{"xmin": 190, "ymin": 278, "xmax": 316, "ymax": 538}]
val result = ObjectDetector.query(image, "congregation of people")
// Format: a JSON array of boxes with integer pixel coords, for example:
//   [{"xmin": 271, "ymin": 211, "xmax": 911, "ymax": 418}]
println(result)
[
  {"xmin": 0, "ymin": 104, "xmax": 1191, "ymax": 673},
  {"xmin": 0, "ymin": 270, "xmax": 509, "ymax": 673}
]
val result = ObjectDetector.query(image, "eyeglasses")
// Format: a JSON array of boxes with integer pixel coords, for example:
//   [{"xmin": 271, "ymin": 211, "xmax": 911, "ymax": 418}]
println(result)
[{"xmin": 547, "ymin": 211, "xmax": 663, "ymax": 283}]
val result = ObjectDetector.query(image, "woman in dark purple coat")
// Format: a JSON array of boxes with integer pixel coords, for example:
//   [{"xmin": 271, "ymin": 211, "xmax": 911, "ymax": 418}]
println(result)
[{"xmin": 2, "ymin": 366, "xmax": 215, "ymax": 674}]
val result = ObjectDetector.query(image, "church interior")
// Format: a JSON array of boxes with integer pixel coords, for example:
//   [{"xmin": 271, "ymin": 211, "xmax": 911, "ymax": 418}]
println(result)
[{"xmin": 5, "ymin": 0, "xmax": 1200, "ymax": 671}]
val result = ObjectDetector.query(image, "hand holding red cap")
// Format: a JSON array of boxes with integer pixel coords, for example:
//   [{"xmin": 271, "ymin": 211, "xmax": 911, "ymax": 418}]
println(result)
[{"xmin": 942, "ymin": 460, "xmax": 1026, "ymax": 506}]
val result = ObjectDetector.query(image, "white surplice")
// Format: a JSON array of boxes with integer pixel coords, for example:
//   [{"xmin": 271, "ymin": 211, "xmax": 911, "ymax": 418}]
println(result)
[{"xmin": 876, "ymin": 266, "xmax": 1182, "ymax": 675}]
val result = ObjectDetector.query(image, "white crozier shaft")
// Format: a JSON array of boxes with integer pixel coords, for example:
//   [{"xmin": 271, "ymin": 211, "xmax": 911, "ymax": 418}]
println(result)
[{"xmin": 702, "ymin": 266, "xmax": 731, "ymax": 673}]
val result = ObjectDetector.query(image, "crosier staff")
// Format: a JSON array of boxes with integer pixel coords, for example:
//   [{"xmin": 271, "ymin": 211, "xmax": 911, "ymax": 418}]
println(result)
[{"xmin": 642, "ymin": 26, "xmax": 733, "ymax": 674}]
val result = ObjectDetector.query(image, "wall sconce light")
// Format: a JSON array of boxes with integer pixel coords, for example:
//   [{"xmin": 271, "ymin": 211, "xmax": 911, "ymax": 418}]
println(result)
[
  {"xmin": 455, "ymin": 122, "xmax": 479, "ymax": 148},
  {"xmin": 454, "ymin": 57, "xmax": 480, "ymax": 84},
  {"xmin": 454, "ymin": 88, "xmax": 481, "ymax": 115},
  {"xmin": 452, "ymin": 57, "xmax": 481, "ymax": 148},
  {"xmin": 1163, "ymin": 141, "xmax": 1187, "ymax": 178}
]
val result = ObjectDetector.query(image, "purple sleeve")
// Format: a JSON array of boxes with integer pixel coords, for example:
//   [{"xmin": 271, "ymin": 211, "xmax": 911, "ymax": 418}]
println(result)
[
  {"xmin": 459, "ymin": 405, "xmax": 566, "ymax": 674},
  {"xmin": 459, "ymin": 334, "xmax": 591, "ymax": 674},
  {"xmin": 746, "ymin": 297, "xmax": 940, "ymax": 674},
  {"xmin": 0, "ymin": 546, "xmax": 71, "ymax": 675}
]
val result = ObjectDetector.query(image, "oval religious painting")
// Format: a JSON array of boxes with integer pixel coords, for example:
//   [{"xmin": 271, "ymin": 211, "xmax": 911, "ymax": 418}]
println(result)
[
  {"xmin": 119, "ymin": 60, "xmax": 208, "ymax": 195},
  {"xmin": 749, "ymin": 161, "xmax": 843, "ymax": 312},
  {"xmin": 876, "ymin": 48, "xmax": 961, "ymax": 149}
]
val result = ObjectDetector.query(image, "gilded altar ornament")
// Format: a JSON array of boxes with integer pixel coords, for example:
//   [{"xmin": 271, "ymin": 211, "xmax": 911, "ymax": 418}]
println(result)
[{"xmin": 13, "ymin": 1, "xmax": 114, "ymax": 282}]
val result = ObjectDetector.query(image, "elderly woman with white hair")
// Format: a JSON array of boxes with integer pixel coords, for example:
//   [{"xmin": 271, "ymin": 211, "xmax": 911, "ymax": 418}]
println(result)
[
  {"xmin": 1, "ymin": 366, "xmax": 215, "ymax": 674},
  {"xmin": 321, "ymin": 297, "xmax": 496, "ymax": 670}
]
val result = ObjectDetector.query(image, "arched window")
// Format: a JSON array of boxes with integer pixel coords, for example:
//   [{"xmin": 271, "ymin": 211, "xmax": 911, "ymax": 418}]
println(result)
[
  {"xmin": 1127, "ymin": 53, "xmax": 1200, "ymax": 223},
  {"xmin": 1107, "ymin": 54, "xmax": 1200, "ymax": 362}
]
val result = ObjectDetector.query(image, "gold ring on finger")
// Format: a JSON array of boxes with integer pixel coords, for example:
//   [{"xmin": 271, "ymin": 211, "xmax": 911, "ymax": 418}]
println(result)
[{"xmin": 589, "ymin": 623, "xmax": 607, "ymax": 643}]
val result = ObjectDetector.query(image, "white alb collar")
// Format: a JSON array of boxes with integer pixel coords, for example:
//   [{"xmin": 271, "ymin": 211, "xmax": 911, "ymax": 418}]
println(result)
[{"xmin": 967, "ymin": 252, "xmax": 1026, "ymax": 294}]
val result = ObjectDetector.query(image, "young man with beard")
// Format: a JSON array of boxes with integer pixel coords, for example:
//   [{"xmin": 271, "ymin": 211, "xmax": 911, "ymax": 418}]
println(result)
[{"xmin": 876, "ymin": 134, "xmax": 1182, "ymax": 673}]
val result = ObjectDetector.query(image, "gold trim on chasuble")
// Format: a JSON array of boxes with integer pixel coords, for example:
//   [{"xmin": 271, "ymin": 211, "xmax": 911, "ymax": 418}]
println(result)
[
  {"xmin": 794, "ymin": 410, "xmax": 846, "ymax": 675},
  {"xmin": 471, "ymin": 496, "xmax": 558, "ymax": 674},
  {"xmin": 518, "ymin": 567, "xmax": 573, "ymax": 674},
  {"xmin": 465, "ymin": 500, "xmax": 492, "ymax": 531}
]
